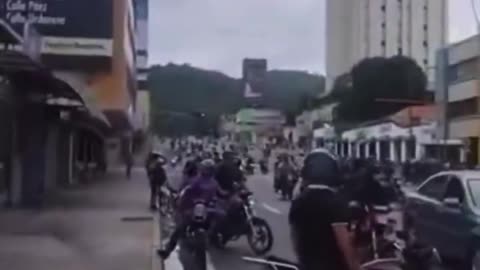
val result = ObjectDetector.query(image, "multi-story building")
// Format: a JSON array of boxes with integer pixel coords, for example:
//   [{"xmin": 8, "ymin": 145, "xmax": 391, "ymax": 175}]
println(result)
[
  {"xmin": 436, "ymin": 35, "xmax": 480, "ymax": 165},
  {"xmin": 326, "ymin": 0, "xmax": 448, "ymax": 91},
  {"xmin": 0, "ymin": 0, "xmax": 138, "ymax": 206},
  {"xmin": 133, "ymin": 0, "xmax": 150, "ymax": 132}
]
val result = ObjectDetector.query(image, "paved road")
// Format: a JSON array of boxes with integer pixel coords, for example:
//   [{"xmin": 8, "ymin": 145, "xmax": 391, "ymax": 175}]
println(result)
[{"xmin": 161, "ymin": 170, "xmax": 296, "ymax": 270}]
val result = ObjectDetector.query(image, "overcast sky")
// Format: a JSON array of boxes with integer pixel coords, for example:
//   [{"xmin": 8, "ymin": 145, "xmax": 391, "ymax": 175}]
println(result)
[{"xmin": 149, "ymin": 0, "xmax": 479, "ymax": 78}]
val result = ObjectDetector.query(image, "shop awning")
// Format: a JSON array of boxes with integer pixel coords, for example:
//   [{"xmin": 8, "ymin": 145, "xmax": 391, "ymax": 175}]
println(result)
[{"xmin": 0, "ymin": 19, "xmax": 23, "ymax": 45}]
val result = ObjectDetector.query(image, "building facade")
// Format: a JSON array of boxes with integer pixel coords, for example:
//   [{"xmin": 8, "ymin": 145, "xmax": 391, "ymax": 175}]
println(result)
[
  {"xmin": 0, "ymin": 0, "xmax": 139, "ymax": 206},
  {"xmin": 133, "ymin": 0, "xmax": 149, "ymax": 132},
  {"xmin": 326, "ymin": 0, "xmax": 448, "ymax": 91},
  {"xmin": 436, "ymin": 34, "xmax": 480, "ymax": 165}
]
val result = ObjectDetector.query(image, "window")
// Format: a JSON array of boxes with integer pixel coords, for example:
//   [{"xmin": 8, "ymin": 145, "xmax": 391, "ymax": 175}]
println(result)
[
  {"xmin": 381, "ymin": 40, "xmax": 386, "ymax": 47},
  {"xmin": 423, "ymin": 24, "xmax": 428, "ymax": 31},
  {"xmin": 444, "ymin": 177, "xmax": 465, "ymax": 203},
  {"xmin": 381, "ymin": 5, "xmax": 386, "ymax": 11},
  {"xmin": 423, "ymin": 40, "xmax": 428, "ymax": 47},
  {"xmin": 398, "ymin": 48, "xmax": 403, "ymax": 55},
  {"xmin": 448, "ymin": 58, "xmax": 478, "ymax": 84},
  {"xmin": 418, "ymin": 175, "xmax": 449, "ymax": 200},
  {"xmin": 447, "ymin": 98, "xmax": 478, "ymax": 118},
  {"xmin": 467, "ymin": 179, "xmax": 480, "ymax": 206}
]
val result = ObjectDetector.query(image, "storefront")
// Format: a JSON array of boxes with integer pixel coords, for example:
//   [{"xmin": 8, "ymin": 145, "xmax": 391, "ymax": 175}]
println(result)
[{"xmin": 325, "ymin": 121, "xmax": 463, "ymax": 163}]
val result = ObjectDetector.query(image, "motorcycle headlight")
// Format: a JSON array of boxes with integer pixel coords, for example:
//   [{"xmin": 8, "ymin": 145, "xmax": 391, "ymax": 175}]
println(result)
[
  {"xmin": 248, "ymin": 196, "xmax": 255, "ymax": 207},
  {"xmin": 193, "ymin": 203, "xmax": 207, "ymax": 221}
]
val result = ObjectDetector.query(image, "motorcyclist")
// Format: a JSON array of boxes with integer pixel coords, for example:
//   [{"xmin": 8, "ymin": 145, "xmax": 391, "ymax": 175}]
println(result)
[
  {"xmin": 157, "ymin": 159, "xmax": 219, "ymax": 259},
  {"xmin": 292, "ymin": 148, "xmax": 360, "ymax": 270},
  {"xmin": 277, "ymin": 155, "xmax": 296, "ymax": 196},
  {"xmin": 146, "ymin": 153, "xmax": 167, "ymax": 210},
  {"xmin": 215, "ymin": 151, "xmax": 244, "ymax": 193},
  {"xmin": 179, "ymin": 159, "xmax": 199, "ymax": 190}
]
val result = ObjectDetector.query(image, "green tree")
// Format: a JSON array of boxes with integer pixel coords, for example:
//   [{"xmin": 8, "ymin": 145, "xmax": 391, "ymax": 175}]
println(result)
[
  {"xmin": 335, "ymin": 56, "xmax": 427, "ymax": 123},
  {"xmin": 148, "ymin": 64, "xmax": 325, "ymax": 135}
]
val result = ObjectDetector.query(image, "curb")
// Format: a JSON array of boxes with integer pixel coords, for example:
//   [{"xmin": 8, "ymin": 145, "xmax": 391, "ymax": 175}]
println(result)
[{"xmin": 152, "ymin": 213, "xmax": 163, "ymax": 270}]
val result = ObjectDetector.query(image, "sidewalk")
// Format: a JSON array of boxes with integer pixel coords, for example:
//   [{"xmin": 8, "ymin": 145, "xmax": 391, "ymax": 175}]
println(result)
[{"xmin": 0, "ymin": 168, "xmax": 159, "ymax": 270}]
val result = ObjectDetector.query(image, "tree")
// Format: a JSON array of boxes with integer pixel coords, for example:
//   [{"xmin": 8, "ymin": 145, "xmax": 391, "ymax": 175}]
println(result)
[
  {"xmin": 148, "ymin": 64, "xmax": 325, "ymax": 136},
  {"xmin": 335, "ymin": 56, "xmax": 427, "ymax": 123}
]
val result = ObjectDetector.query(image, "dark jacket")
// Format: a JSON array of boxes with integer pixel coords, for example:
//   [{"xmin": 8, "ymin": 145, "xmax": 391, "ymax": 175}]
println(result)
[
  {"xmin": 149, "ymin": 162, "xmax": 167, "ymax": 187},
  {"xmin": 215, "ymin": 161, "xmax": 243, "ymax": 191}
]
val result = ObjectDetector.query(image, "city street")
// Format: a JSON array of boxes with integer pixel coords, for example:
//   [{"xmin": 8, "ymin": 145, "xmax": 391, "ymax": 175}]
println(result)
[{"xmin": 162, "ymin": 169, "xmax": 296, "ymax": 270}]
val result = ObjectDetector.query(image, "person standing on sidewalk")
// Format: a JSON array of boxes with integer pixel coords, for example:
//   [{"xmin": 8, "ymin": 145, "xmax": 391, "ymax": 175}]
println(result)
[{"xmin": 147, "ymin": 156, "xmax": 167, "ymax": 210}]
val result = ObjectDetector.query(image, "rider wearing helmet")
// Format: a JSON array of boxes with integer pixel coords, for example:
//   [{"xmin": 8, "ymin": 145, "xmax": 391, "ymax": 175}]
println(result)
[
  {"xmin": 290, "ymin": 148, "xmax": 360, "ymax": 270},
  {"xmin": 180, "ymin": 159, "xmax": 199, "ymax": 190},
  {"xmin": 158, "ymin": 159, "xmax": 218, "ymax": 259},
  {"xmin": 215, "ymin": 151, "xmax": 243, "ymax": 192},
  {"xmin": 146, "ymin": 151, "xmax": 167, "ymax": 210}
]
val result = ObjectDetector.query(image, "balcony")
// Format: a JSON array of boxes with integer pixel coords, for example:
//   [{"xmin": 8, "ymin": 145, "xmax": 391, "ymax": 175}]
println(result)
[
  {"xmin": 448, "ymin": 80, "xmax": 479, "ymax": 102},
  {"xmin": 449, "ymin": 115, "xmax": 480, "ymax": 138}
]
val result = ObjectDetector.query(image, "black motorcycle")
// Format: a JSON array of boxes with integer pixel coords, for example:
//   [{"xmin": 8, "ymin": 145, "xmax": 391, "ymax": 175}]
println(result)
[
  {"xmin": 159, "ymin": 185, "xmax": 179, "ymax": 217},
  {"xmin": 242, "ymin": 242, "xmax": 443, "ymax": 270},
  {"xmin": 279, "ymin": 173, "xmax": 296, "ymax": 201},
  {"xmin": 245, "ymin": 159, "xmax": 255, "ymax": 175},
  {"xmin": 181, "ymin": 200, "xmax": 211, "ymax": 270},
  {"xmin": 259, "ymin": 160, "xmax": 269, "ymax": 174},
  {"xmin": 212, "ymin": 188, "xmax": 273, "ymax": 255}
]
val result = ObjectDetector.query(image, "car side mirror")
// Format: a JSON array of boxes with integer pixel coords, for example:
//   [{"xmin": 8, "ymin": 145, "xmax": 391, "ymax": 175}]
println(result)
[{"xmin": 443, "ymin": 197, "xmax": 461, "ymax": 208}]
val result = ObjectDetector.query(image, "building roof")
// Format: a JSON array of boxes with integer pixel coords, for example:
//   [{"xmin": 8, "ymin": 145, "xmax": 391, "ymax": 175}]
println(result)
[{"xmin": 388, "ymin": 105, "xmax": 437, "ymax": 126}]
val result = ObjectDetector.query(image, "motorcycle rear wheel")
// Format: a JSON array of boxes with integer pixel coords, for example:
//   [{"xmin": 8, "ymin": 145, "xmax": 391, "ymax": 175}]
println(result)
[{"xmin": 247, "ymin": 217, "xmax": 273, "ymax": 255}]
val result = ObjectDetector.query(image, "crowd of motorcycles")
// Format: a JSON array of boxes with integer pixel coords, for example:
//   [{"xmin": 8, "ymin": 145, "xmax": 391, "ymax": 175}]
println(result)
[
  {"xmin": 155, "ymin": 147, "xmax": 274, "ymax": 270},
  {"xmin": 156, "ymin": 141, "xmax": 445, "ymax": 270}
]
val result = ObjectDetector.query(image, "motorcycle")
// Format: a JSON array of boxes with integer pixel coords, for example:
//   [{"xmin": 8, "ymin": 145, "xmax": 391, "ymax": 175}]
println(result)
[
  {"xmin": 242, "ymin": 242, "xmax": 442, "ymax": 270},
  {"xmin": 349, "ymin": 201, "xmax": 402, "ymax": 261},
  {"xmin": 280, "ymin": 174, "xmax": 296, "ymax": 201},
  {"xmin": 181, "ymin": 200, "xmax": 211, "ymax": 270},
  {"xmin": 245, "ymin": 160, "xmax": 255, "ymax": 175},
  {"xmin": 259, "ymin": 160, "xmax": 269, "ymax": 175},
  {"xmin": 159, "ymin": 185, "xmax": 179, "ymax": 217},
  {"xmin": 212, "ymin": 187, "xmax": 273, "ymax": 255}
]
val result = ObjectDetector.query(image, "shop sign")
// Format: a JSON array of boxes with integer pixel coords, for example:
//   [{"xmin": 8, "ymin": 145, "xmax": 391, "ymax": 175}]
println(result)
[{"xmin": 1, "ymin": 0, "xmax": 114, "ymax": 57}]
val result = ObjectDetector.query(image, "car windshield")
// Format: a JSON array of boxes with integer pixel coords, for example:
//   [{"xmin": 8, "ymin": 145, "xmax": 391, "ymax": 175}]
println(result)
[{"xmin": 467, "ymin": 179, "xmax": 480, "ymax": 207}]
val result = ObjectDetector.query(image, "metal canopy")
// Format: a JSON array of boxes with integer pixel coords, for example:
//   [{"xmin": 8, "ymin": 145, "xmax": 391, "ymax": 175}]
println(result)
[{"xmin": 0, "ymin": 19, "xmax": 23, "ymax": 45}]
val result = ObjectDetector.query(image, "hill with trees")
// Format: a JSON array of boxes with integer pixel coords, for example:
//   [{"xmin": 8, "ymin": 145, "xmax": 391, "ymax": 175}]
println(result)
[{"xmin": 148, "ymin": 63, "xmax": 325, "ymax": 136}]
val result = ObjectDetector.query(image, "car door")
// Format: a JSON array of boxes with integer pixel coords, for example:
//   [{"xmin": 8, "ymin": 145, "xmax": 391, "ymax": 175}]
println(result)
[
  {"xmin": 409, "ymin": 174, "xmax": 449, "ymax": 248},
  {"xmin": 434, "ymin": 176, "xmax": 475, "ymax": 260}
]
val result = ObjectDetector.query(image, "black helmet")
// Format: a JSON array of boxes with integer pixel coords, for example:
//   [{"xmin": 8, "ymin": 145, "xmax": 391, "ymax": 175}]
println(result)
[
  {"xmin": 199, "ymin": 159, "xmax": 216, "ymax": 177},
  {"xmin": 301, "ymin": 148, "xmax": 340, "ymax": 187}
]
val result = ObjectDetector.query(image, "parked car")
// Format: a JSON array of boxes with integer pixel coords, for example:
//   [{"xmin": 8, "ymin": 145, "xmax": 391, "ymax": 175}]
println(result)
[{"xmin": 404, "ymin": 170, "xmax": 480, "ymax": 269}]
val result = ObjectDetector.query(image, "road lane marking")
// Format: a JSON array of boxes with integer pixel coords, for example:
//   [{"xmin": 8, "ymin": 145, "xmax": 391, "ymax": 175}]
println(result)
[
  {"xmin": 207, "ymin": 251, "xmax": 216, "ymax": 270},
  {"xmin": 262, "ymin": 203, "xmax": 282, "ymax": 215},
  {"xmin": 163, "ymin": 247, "xmax": 216, "ymax": 270}
]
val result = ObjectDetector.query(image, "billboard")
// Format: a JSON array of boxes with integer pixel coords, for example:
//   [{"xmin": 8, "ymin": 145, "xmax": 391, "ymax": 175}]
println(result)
[
  {"xmin": 0, "ymin": 0, "xmax": 114, "ymax": 58},
  {"xmin": 242, "ymin": 58, "xmax": 267, "ymax": 99}
]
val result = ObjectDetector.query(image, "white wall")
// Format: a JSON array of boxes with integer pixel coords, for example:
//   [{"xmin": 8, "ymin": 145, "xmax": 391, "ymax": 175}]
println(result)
[
  {"xmin": 326, "ymin": 0, "xmax": 354, "ymax": 91},
  {"xmin": 326, "ymin": 0, "xmax": 446, "ymax": 89}
]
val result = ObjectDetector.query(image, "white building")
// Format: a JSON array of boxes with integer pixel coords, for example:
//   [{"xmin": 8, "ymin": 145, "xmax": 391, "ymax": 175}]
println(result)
[
  {"xmin": 435, "ymin": 34, "xmax": 480, "ymax": 166},
  {"xmin": 314, "ymin": 121, "xmax": 463, "ymax": 163},
  {"xmin": 133, "ymin": 0, "xmax": 150, "ymax": 131},
  {"xmin": 326, "ymin": 0, "xmax": 448, "ymax": 91}
]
